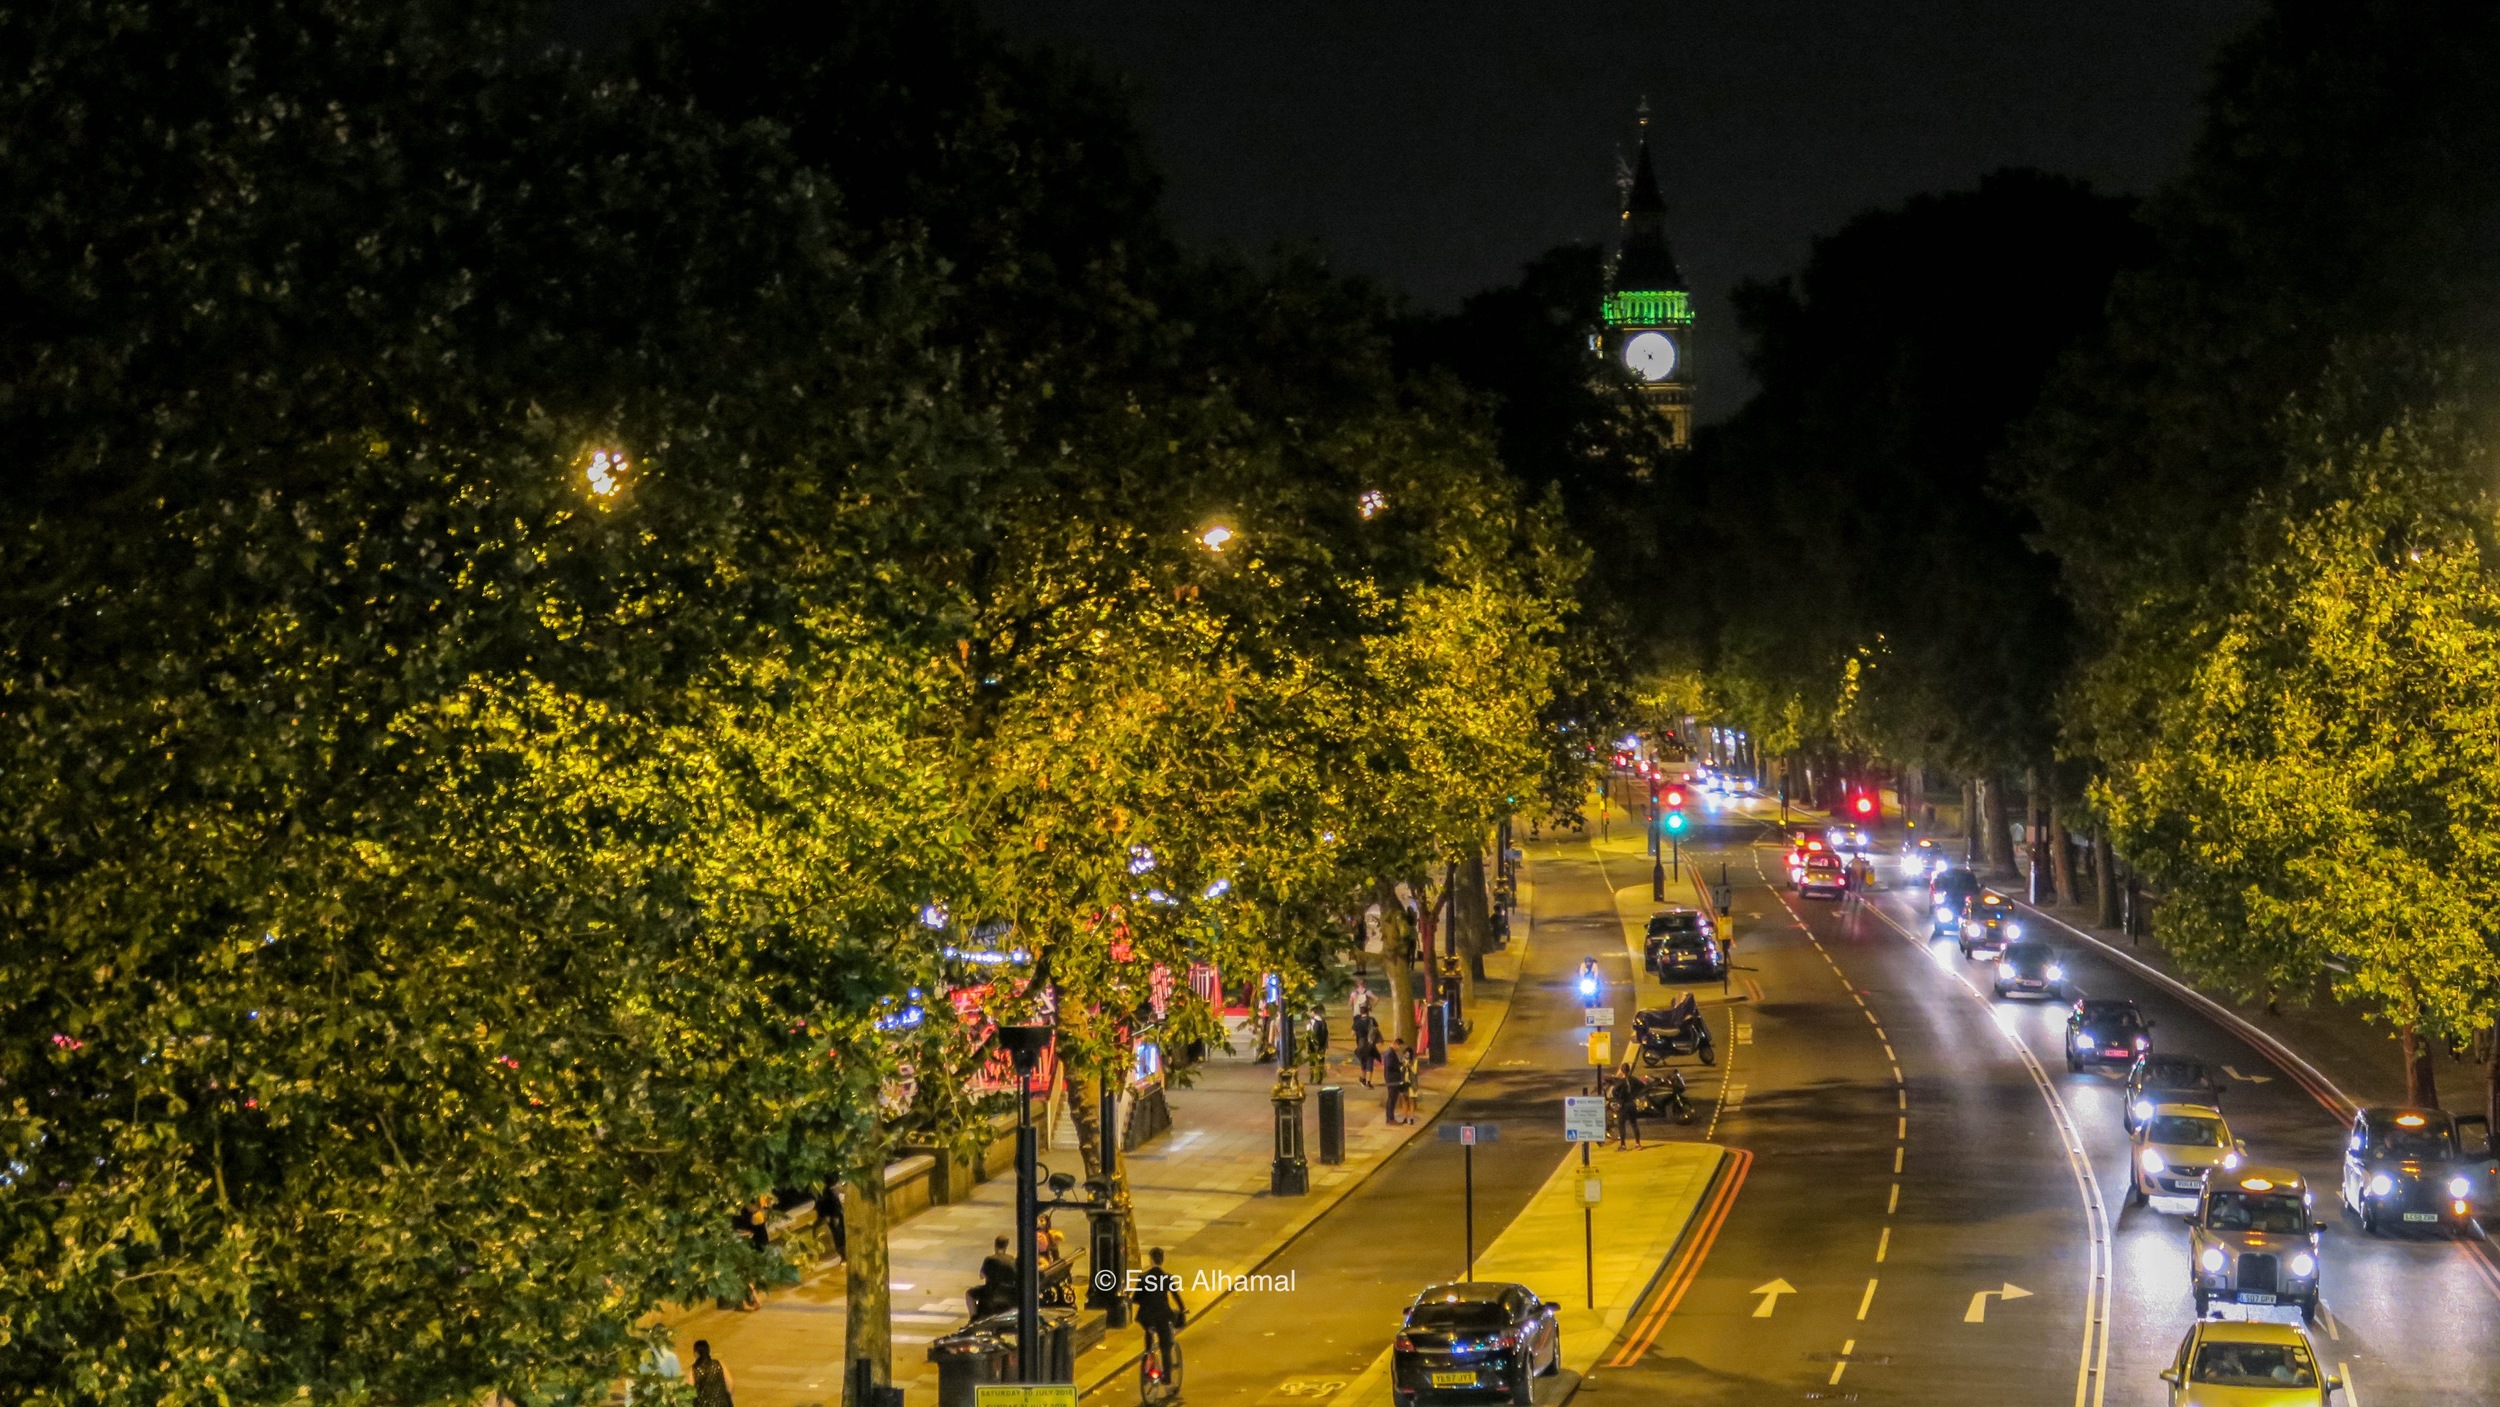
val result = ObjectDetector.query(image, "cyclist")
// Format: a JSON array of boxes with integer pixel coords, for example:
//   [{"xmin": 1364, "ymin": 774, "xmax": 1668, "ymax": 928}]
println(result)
[
  {"xmin": 1134, "ymin": 1245, "xmax": 1188, "ymax": 1398},
  {"xmin": 1576, "ymin": 956, "xmax": 1602, "ymax": 1008}
]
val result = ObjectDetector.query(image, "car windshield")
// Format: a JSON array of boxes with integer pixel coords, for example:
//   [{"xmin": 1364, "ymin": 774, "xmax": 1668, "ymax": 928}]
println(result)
[
  {"xmin": 2191, "ymin": 1342, "xmax": 2317, "ymax": 1388},
  {"xmin": 2005, "ymin": 944, "xmax": 2052, "ymax": 968},
  {"xmin": 1646, "ymin": 914, "xmax": 1697, "ymax": 935},
  {"xmin": 2205, "ymin": 1190, "xmax": 2309, "ymax": 1234},
  {"xmin": 1934, "ymin": 871, "xmax": 1979, "ymax": 894},
  {"xmin": 2370, "ymin": 1125, "xmax": 2454, "ymax": 1160},
  {"xmin": 2141, "ymin": 1058, "xmax": 2209, "ymax": 1088},
  {"xmin": 1408, "ymin": 1302, "xmax": 1511, "ymax": 1332},
  {"xmin": 2082, "ymin": 1006, "xmax": 2142, "ymax": 1030},
  {"xmin": 2147, "ymin": 1115, "xmax": 2227, "ymax": 1147},
  {"xmin": 1806, "ymin": 856, "xmax": 1841, "ymax": 872}
]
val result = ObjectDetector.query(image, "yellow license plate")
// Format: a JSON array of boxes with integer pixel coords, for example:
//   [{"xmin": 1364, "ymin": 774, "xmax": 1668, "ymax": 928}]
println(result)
[{"xmin": 1430, "ymin": 1371, "xmax": 1477, "ymax": 1388}]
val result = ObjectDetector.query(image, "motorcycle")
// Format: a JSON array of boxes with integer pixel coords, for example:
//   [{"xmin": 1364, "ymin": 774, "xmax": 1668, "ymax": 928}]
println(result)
[
  {"xmin": 1612, "ymin": 1067, "xmax": 1694, "ymax": 1126},
  {"xmin": 1576, "ymin": 960, "xmax": 1602, "ymax": 1009},
  {"xmin": 1633, "ymin": 995, "xmax": 1717, "ymax": 1067}
]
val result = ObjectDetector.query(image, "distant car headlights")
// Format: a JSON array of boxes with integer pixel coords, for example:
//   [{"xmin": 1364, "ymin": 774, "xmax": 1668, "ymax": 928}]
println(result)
[
  {"xmin": 2045, "ymin": 964, "xmax": 2065, "ymax": 982},
  {"xmin": 1962, "ymin": 921, "xmax": 1980, "ymax": 937},
  {"xmin": 2132, "ymin": 1100, "xmax": 2154, "ymax": 1122},
  {"xmin": 2222, "ymin": 1151, "xmax": 2242, "ymax": 1171},
  {"xmin": 2449, "ymin": 1175, "xmax": 2473, "ymax": 1199},
  {"xmin": 2141, "ymin": 1149, "xmax": 2167, "ymax": 1174},
  {"xmin": 2367, "ymin": 1172, "xmax": 2394, "ymax": 1197},
  {"xmin": 1997, "ymin": 961, "xmax": 2015, "ymax": 979},
  {"xmin": 2198, "ymin": 1247, "xmax": 2226, "ymax": 1272},
  {"xmin": 2289, "ymin": 1252, "xmax": 2316, "ymax": 1278},
  {"xmin": 2003, "ymin": 921, "xmax": 2023, "ymax": 939}
]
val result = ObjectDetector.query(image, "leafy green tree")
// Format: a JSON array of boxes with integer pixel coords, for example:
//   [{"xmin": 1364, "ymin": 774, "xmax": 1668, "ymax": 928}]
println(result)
[{"xmin": 2108, "ymin": 409, "xmax": 2500, "ymax": 1111}]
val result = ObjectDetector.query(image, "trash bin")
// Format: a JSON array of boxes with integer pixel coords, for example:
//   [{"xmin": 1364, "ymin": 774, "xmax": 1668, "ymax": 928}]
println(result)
[
  {"xmin": 1317, "ymin": 1084, "xmax": 1346, "ymax": 1164},
  {"xmin": 928, "ymin": 1325, "xmax": 1013, "ymax": 1407},
  {"xmin": 970, "ymin": 1309, "xmax": 1078, "ymax": 1382},
  {"xmin": 1426, "ymin": 1003, "xmax": 1450, "ymax": 1065}
]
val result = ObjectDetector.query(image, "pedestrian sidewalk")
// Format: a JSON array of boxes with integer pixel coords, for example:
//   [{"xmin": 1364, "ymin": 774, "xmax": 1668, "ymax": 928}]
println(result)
[{"xmin": 664, "ymin": 949, "xmax": 1526, "ymax": 1407}]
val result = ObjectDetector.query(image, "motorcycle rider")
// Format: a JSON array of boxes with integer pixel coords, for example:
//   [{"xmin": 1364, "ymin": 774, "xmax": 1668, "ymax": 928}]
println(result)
[{"xmin": 1577, "ymin": 956, "xmax": 1603, "ymax": 1008}]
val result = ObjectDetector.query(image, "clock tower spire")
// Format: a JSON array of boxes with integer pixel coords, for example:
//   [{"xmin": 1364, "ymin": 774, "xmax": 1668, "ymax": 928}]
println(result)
[{"xmin": 1603, "ymin": 103, "xmax": 1694, "ymax": 448}]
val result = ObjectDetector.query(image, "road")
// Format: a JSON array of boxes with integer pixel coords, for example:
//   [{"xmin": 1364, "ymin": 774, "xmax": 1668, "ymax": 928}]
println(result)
[{"xmin": 1097, "ymin": 786, "xmax": 2500, "ymax": 1407}]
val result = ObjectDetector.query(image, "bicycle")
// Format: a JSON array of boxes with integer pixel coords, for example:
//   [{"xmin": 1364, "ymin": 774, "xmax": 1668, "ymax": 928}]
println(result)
[{"xmin": 1140, "ymin": 1332, "xmax": 1182, "ymax": 1404}]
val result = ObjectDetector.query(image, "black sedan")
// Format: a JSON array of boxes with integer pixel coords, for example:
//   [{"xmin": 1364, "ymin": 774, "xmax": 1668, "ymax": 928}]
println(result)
[
  {"xmin": 1392, "ymin": 1282, "xmax": 1560, "ymax": 1405},
  {"xmin": 1991, "ymin": 941, "xmax": 2065, "ymax": 1000},
  {"xmin": 2123, "ymin": 1053, "xmax": 2224, "ymax": 1132},
  {"xmin": 2340, "ymin": 1105, "xmax": 2500, "ymax": 1236},
  {"xmin": 2065, "ymin": 998, "xmax": 2151, "ymax": 1073},
  {"xmin": 1927, "ymin": 867, "xmax": 1981, "ymax": 935},
  {"xmin": 1643, "ymin": 909, "xmax": 1720, "ymax": 980}
]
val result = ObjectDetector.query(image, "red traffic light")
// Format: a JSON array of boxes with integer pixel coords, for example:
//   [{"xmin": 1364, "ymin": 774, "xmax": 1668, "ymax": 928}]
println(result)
[
  {"xmin": 1853, "ymin": 795, "xmax": 1873, "ymax": 815},
  {"xmin": 1664, "ymin": 787, "xmax": 1686, "ymax": 808}
]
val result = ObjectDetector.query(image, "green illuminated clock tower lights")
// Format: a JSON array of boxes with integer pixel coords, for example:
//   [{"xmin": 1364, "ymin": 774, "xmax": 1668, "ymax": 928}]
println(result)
[{"xmin": 1602, "ymin": 104, "xmax": 1694, "ymax": 448}]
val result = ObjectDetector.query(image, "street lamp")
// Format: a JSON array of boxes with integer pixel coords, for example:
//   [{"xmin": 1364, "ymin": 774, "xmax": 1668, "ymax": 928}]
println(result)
[
  {"xmin": 1196, "ymin": 523, "xmax": 1235, "ymax": 552},
  {"xmin": 582, "ymin": 448, "xmax": 627, "ymax": 499},
  {"xmin": 997, "ymin": 1024, "xmax": 1053, "ymax": 1380}
]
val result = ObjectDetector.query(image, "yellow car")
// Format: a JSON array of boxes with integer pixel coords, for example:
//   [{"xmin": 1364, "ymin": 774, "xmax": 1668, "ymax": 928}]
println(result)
[
  {"xmin": 2159, "ymin": 1319, "xmax": 2342, "ymax": 1405},
  {"xmin": 2129, "ymin": 1102, "xmax": 2244, "ymax": 1209}
]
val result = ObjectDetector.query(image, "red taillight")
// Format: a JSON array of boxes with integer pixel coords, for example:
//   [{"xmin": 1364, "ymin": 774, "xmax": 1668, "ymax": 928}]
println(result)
[{"xmin": 1395, "ymin": 1336, "xmax": 1415, "ymax": 1352}]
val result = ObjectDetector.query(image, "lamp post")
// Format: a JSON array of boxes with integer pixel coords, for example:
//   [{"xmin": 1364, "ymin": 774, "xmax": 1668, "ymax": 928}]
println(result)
[
  {"xmin": 997, "ymin": 1025, "xmax": 1053, "ymax": 1380},
  {"xmin": 1272, "ymin": 1004, "xmax": 1308, "ymax": 1195}
]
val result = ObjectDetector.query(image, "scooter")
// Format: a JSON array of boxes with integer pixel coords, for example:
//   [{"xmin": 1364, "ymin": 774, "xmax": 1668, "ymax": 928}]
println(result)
[{"xmin": 1633, "ymin": 995, "xmax": 1717, "ymax": 1066}]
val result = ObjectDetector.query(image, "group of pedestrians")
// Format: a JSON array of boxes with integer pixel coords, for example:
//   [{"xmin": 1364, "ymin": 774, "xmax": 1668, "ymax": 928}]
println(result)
[{"xmin": 1341, "ymin": 982, "xmax": 1423, "ymax": 1122}]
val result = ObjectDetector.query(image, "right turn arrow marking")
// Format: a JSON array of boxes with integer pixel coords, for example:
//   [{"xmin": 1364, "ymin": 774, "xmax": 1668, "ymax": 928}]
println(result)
[
  {"xmin": 1751, "ymin": 1279, "xmax": 1797, "ymax": 1317},
  {"xmin": 1963, "ymin": 1282, "xmax": 2032, "ymax": 1323}
]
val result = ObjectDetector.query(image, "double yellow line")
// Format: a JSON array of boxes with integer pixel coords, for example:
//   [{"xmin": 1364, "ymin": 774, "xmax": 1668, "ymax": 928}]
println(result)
[{"xmin": 1602, "ymin": 1147, "xmax": 1755, "ymax": 1367}]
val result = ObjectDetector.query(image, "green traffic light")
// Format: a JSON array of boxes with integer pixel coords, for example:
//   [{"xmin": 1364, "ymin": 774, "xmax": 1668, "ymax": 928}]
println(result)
[{"xmin": 1664, "ymin": 812, "xmax": 1689, "ymax": 834}]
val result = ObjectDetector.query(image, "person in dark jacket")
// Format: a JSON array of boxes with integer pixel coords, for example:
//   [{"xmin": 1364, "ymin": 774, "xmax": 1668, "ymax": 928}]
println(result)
[
  {"xmin": 1611, "ymin": 1063, "xmax": 1647, "ymax": 1150},
  {"xmin": 1132, "ymin": 1245, "xmax": 1189, "ymax": 1387},
  {"xmin": 1380, "ymin": 1042, "xmax": 1407, "ymax": 1123},
  {"xmin": 690, "ymin": 1340, "xmax": 735, "ymax": 1407}
]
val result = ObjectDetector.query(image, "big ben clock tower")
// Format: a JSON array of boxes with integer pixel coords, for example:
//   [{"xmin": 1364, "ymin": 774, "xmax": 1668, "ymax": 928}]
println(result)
[{"xmin": 1603, "ymin": 108, "xmax": 1694, "ymax": 448}]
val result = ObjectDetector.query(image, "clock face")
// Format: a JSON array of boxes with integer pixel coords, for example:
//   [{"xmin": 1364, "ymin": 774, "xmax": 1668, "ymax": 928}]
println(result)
[{"xmin": 1623, "ymin": 330, "xmax": 1679, "ymax": 382}]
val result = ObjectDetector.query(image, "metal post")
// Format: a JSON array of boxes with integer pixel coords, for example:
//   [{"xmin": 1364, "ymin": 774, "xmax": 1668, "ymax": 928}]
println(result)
[
  {"xmin": 1015, "ymin": 1103, "xmax": 1038, "ymax": 1379},
  {"xmin": 1463, "ymin": 1142, "xmax": 1475, "ymax": 1281},
  {"xmin": 1581, "ymin": 1136, "xmax": 1594, "ymax": 1308}
]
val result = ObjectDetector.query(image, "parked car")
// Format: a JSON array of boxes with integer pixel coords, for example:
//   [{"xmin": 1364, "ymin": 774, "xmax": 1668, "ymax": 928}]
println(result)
[{"xmin": 1391, "ymin": 1282, "xmax": 1561, "ymax": 1405}]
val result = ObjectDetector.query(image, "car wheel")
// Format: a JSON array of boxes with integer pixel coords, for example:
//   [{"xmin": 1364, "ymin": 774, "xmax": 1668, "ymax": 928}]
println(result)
[
  {"xmin": 2360, "ymin": 1200, "xmax": 2379, "ymax": 1235},
  {"xmin": 2066, "ymin": 1051, "xmax": 2081, "ymax": 1073},
  {"xmin": 1508, "ymin": 1356, "xmax": 1534, "ymax": 1405},
  {"xmin": 2193, "ymin": 1289, "xmax": 2208, "ymax": 1317},
  {"xmin": 2125, "ymin": 1178, "xmax": 2144, "ymax": 1208},
  {"xmin": 1993, "ymin": 983, "xmax": 2007, "ymax": 998},
  {"xmin": 2301, "ymin": 1294, "xmax": 2318, "ymax": 1324}
]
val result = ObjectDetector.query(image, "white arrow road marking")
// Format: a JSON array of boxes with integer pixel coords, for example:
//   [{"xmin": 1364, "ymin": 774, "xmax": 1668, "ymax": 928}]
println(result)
[
  {"xmin": 1964, "ymin": 1282, "xmax": 2033, "ymax": 1323},
  {"xmin": 2222, "ymin": 1065, "xmax": 2274, "ymax": 1083},
  {"xmin": 1751, "ymin": 1279, "xmax": 1797, "ymax": 1317}
]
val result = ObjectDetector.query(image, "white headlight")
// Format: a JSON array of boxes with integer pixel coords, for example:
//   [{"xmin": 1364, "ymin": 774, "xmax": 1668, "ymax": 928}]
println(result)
[
  {"xmin": 2132, "ymin": 1100, "xmax": 2154, "ymax": 1122},
  {"xmin": 2003, "ymin": 922, "xmax": 2022, "ymax": 938},
  {"xmin": 1935, "ymin": 906, "xmax": 1954, "ymax": 921},
  {"xmin": 2046, "ymin": 964, "xmax": 2065, "ymax": 981},
  {"xmin": 1997, "ymin": 961, "xmax": 2015, "ymax": 978},
  {"xmin": 2290, "ymin": 1252, "xmax": 2316, "ymax": 1277},
  {"xmin": 2198, "ymin": 1247, "xmax": 2225, "ymax": 1272},
  {"xmin": 2450, "ymin": 1176, "xmax": 2472, "ymax": 1199},
  {"xmin": 2223, "ymin": 1151, "xmax": 2242, "ymax": 1170},
  {"xmin": 2367, "ymin": 1172, "xmax": 2393, "ymax": 1196},
  {"xmin": 2141, "ymin": 1149, "xmax": 2166, "ymax": 1174}
]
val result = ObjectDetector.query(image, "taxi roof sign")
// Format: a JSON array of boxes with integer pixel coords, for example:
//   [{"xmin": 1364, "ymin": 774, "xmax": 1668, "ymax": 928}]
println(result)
[{"xmin": 2395, "ymin": 1113, "xmax": 2428, "ymax": 1127}]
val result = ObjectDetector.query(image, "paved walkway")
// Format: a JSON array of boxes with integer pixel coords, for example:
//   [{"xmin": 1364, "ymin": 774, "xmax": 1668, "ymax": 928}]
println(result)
[{"xmin": 667, "ymin": 950, "xmax": 1525, "ymax": 1407}]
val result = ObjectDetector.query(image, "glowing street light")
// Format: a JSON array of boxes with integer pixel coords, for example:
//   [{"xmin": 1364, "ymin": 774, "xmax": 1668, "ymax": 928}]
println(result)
[
  {"xmin": 1358, "ymin": 489, "xmax": 1386, "ymax": 519},
  {"xmin": 583, "ymin": 449, "xmax": 627, "ymax": 499},
  {"xmin": 1197, "ymin": 524, "xmax": 1235, "ymax": 552}
]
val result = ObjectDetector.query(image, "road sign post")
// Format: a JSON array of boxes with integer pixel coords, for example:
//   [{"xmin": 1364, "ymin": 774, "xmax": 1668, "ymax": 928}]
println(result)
[
  {"xmin": 1437, "ymin": 1123, "xmax": 1500, "ymax": 1280},
  {"xmin": 1581, "ymin": 1137, "xmax": 1594, "ymax": 1307}
]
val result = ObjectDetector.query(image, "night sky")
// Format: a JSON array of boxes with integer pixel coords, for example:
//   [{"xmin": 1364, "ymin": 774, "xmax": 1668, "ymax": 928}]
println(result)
[{"xmin": 980, "ymin": 0, "xmax": 2259, "ymax": 416}]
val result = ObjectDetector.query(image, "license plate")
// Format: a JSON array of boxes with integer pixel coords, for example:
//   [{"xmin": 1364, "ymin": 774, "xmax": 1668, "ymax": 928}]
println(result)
[
  {"xmin": 2104, "ymin": 1049, "xmax": 2129, "ymax": 1057},
  {"xmin": 2239, "ymin": 1292, "xmax": 2276, "ymax": 1304},
  {"xmin": 2403, "ymin": 1212, "xmax": 2440, "ymax": 1223},
  {"xmin": 1431, "ymin": 1371, "xmax": 1477, "ymax": 1388}
]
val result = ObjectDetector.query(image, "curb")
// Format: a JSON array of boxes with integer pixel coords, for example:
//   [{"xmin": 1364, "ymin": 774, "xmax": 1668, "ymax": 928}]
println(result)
[
  {"xmin": 1589, "ymin": 1144, "xmax": 1748, "ymax": 1375},
  {"xmin": 2008, "ymin": 898, "xmax": 2358, "ymax": 1124}
]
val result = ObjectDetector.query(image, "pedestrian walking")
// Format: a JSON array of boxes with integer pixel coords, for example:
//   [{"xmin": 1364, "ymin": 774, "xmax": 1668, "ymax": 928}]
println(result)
[
  {"xmin": 689, "ymin": 1341, "xmax": 735, "ymax": 1407},
  {"xmin": 1306, "ymin": 1009, "xmax": 1331, "ymax": 1080},
  {"xmin": 1380, "ymin": 1041, "xmax": 1408, "ymax": 1123},
  {"xmin": 1254, "ymin": 1002, "xmax": 1278, "ymax": 1063},
  {"xmin": 1611, "ymin": 1062, "xmax": 1647, "ymax": 1150},
  {"xmin": 1351, "ymin": 979, "xmax": 1374, "ymax": 1022},
  {"xmin": 817, "ymin": 1185, "xmax": 846, "ymax": 1263},
  {"xmin": 1353, "ymin": 1012, "xmax": 1380, "ymax": 1088}
]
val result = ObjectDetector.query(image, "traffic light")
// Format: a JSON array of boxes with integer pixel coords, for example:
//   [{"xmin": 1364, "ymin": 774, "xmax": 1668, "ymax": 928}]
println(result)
[
  {"xmin": 1848, "ymin": 789, "xmax": 1879, "ymax": 823},
  {"xmin": 1662, "ymin": 783, "xmax": 1690, "ymax": 836}
]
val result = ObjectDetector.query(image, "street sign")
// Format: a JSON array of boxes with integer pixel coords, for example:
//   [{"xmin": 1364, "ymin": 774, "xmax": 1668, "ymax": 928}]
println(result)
[
  {"xmin": 1563, "ymin": 1096, "xmax": 1608, "ymax": 1142},
  {"xmin": 1586, "ymin": 1030, "xmax": 1611, "ymax": 1066},
  {"xmin": 1574, "ymin": 1166, "xmax": 1601, "ymax": 1205},
  {"xmin": 1437, "ymin": 1122, "xmax": 1501, "ymax": 1144},
  {"xmin": 976, "ymin": 1389, "xmax": 1078, "ymax": 1407},
  {"xmin": 1588, "ymin": 1006, "xmax": 1616, "ymax": 1028}
]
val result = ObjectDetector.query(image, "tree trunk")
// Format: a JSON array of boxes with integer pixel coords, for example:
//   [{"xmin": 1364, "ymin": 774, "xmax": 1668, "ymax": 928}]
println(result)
[
  {"xmin": 1983, "ymin": 774, "xmax": 2015, "ymax": 875},
  {"xmin": 1061, "ymin": 1063, "xmax": 1139, "ymax": 1281},
  {"xmin": 2049, "ymin": 801, "xmax": 2077, "ymax": 909},
  {"xmin": 1455, "ymin": 850, "xmax": 1492, "ymax": 983},
  {"xmin": 1962, "ymin": 778, "xmax": 1979, "ymax": 862},
  {"xmin": 842, "ymin": 1156, "xmax": 892, "ymax": 1407},
  {"xmin": 2401, "ymin": 1022, "xmax": 2440, "ymax": 1107},
  {"xmin": 1377, "ymin": 881, "xmax": 1418, "ymax": 1045},
  {"xmin": 2093, "ymin": 830, "xmax": 2118, "ymax": 929},
  {"xmin": 2484, "ymin": 1032, "xmax": 2500, "ymax": 1144}
]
